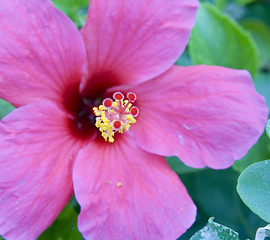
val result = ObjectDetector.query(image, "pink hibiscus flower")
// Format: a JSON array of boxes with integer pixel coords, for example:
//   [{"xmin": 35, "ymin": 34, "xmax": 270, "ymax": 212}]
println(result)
[{"xmin": 0, "ymin": 0, "xmax": 268, "ymax": 239}]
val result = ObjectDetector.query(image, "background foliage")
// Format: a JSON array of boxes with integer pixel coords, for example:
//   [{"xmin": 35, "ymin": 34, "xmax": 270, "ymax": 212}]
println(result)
[{"xmin": 0, "ymin": 0, "xmax": 270, "ymax": 239}]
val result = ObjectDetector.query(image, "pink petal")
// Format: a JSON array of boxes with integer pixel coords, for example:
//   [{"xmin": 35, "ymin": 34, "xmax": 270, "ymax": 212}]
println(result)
[
  {"xmin": 80, "ymin": 0, "xmax": 198, "ymax": 88},
  {"xmin": 73, "ymin": 135, "xmax": 196, "ymax": 240},
  {"xmin": 0, "ymin": 0, "xmax": 86, "ymax": 107},
  {"xmin": 119, "ymin": 65, "xmax": 268, "ymax": 169},
  {"xmin": 0, "ymin": 102, "xmax": 82, "ymax": 239}
]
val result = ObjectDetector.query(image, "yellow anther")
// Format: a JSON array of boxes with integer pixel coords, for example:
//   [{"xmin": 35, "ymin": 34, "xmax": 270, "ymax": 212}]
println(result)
[
  {"xmin": 112, "ymin": 101, "xmax": 118, "ymax": 108},
  {"xmin": 93, "ymin": 95, "xmax": 138, "ymax": 143},
  {"xmin": 99, "ymin": 105, "xmax": 105, "ymax": 111}
]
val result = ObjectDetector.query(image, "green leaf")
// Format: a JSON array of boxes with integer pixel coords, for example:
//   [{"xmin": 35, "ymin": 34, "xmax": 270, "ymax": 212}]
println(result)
[
  {"xmin": 237, "ymin": 160, "xmax": 270, "ymax": 223},
  {"xmin": 190, "ymin": 217, "xmax": 240, "ymax": 240},
  {"xmin": 241, "ymin": 19, "xmax": 270, "ymax": 68},
  {"xmin": 52, "ymin": 0, "xmax": 88, "ymax": 12},
  {"xmin": 0, "ymin": 99, "xmax": 15, "ymax": 119},
  {"xmin": 255, "ymin": 72, "xmax": 270, "ymax": 111},
  {"xmin": 255, "ymin": 225, "xmax": 270, "ymax": 240},
  {"xmin": 179, "ymin": 168, "xmax": 266, "ymax": 239},
  {"xmin": 166, "ymin": 156, "xmax": 206, "ymax": 175},
  {"xmin": 266, "ymin": 120, "xmax": 270, "ymax": 139},
  {"xmin": 69, "ymin": 195, "xmax": 81, "ymax": 214},
  {"xmin": 38, "ymin": 203, "xmax": 83, "ymax": 240},
  {"xmin": 237, "ymin": 0, "xmax": 257, "ymax": 6},
  {"xmin": 213, "ymin": 0, "xmax": 227, "ymax": 11},
  {"xmin": 242, "ymin": 2, "xmax": 270, "ymax": 28},
  {"xmin": 233, "ymin": 131, "xmax": 270, "ymax": 173},
  {"xmin": 189, "ymin": 3, "xmax": 259, "ymax": 78},
  {"xmin": 175, "ymin": 49, "xmax": 193, "ymax": 66},
  {"xmin": 52, "ymin": 0, "xmax": 88, "ymax": 29}
]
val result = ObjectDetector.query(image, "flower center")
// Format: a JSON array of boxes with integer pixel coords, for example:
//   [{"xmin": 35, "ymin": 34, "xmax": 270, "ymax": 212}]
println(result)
[{"xmin": 93, "ymin": 91, "xmax": 139, "ymax": 143}]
